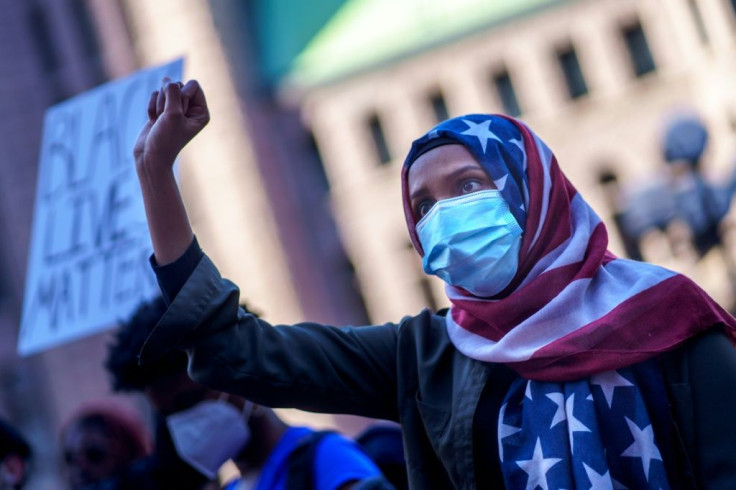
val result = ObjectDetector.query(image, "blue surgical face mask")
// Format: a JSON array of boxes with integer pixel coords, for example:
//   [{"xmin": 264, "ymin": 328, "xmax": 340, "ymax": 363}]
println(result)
[{"xmin": 416, "ymin": 190, "xmax": 523, "ymax": 297}]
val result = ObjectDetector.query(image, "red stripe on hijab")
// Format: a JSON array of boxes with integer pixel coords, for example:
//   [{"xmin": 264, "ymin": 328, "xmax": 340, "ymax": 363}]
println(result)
[{"xmin": 513, "ymin": 275, "xmax": 735, "ymax": 380}]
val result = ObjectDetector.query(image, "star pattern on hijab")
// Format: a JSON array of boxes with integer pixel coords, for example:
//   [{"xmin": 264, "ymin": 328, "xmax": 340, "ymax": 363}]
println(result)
[
  {"xmin": 565, "ymin": 394, "xmax": 591, "ymax": 452},
  {"xmin": 582, "ymin": 463, "xmax": 615, "ymax": 490},
  {"xmin": 497, "ymin": 402, "xmax": 521, "ymax": 463},
  {"xmin": 461, "ymin": 119, "xmax": 503, "ymax": 153},
  {"xmin": 591, "ymin": 371, "xmax": 634, "ymax": 408},
  {"xmin": 545, "ymin": 392, "xmax": 566, "ymax": 428},
  {"xmin": 621, "ymin": 418, "xmax": 663, "ymax": 482},
  {"xmin": 493, "ymin": 174, "xmax": 508, "ymax": 191},
  {"xmin": 500, "ymin": 368, "xmax": 670, "ymax": 489},
  {"xmin": 515, "ymin": 438, "xmax": 562, "ymax": 490}
]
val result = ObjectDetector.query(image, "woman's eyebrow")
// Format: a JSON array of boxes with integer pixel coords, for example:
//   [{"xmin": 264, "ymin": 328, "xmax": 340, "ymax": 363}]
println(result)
[
  {"xmin": 447, "ymin": 164, "xmax": 486, "ymax": 181},
  {"xmin": 409, "ymin": 187, "xmax": 429, "ymax": 203},
  {"xmin": 409, "ymin": 164, "xmax": 486, "ymax": 202}
]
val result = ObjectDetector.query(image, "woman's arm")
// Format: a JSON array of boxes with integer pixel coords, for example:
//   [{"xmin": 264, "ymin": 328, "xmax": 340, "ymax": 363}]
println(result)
[
  {"xmin": 134, "ymin": 78, "xmax": 210, "ymax": 265},
  {"xmin": 133, "ymin": 85, "xmax": 401, "ymax": 418},
  {"xmin": 140, "ymin": 254, "xmax": 400, "ymax": 420}
]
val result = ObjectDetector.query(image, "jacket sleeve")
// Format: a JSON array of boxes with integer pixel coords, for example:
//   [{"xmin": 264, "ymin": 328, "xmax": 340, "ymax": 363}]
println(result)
[
  {"xmin": 139, "ymin": 254, "xmax": 400, "ymax": 421},
  {"xmin": 687, "ymin": 328, "xmax": 736, "ymax": 489}
]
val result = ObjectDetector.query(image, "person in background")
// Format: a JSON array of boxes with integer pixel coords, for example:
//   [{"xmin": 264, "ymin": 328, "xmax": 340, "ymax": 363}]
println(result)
[
  {"xmin": 354, "ymin": 424, "xmax": 407, "ymax": 490},
  {"xmin": 0, "ymin": 419, "xmax": 32, "ymax": 490},
  {"xmin": 61, "ymin": 402, "xmax": 150, "ymax": 490},
  {"xmin": 106, "ymin": 297, "xmax": 389, "ymax": 490},
  {"xmin": 594, "ymin": 114, "xmax": 736, "ymax": 266},
  {"xmin": 661, "ymin": 113, "xmax": 736, "ymax": 257},
  {"xmin": 106, "ymin": 298, "xmax": 216, "ymax": 490}
]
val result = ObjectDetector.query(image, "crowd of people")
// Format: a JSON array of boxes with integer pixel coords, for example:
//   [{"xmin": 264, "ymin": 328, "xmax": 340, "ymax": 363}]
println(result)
[
  {"xmin": 2, "ymin": 296, "xmax": 408, "ymax": 490},
  {"xmin": 3, "ymin": 77, "xmax": 736, "ymax": 489}
]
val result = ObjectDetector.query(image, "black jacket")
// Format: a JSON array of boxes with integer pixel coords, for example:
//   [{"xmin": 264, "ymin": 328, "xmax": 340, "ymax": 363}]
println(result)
[{"xmin": 141, "ymin": 254, "xmax": 736, "ymax": 489}]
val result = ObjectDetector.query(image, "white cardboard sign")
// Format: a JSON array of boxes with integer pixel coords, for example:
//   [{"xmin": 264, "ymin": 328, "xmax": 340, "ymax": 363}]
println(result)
[{"xmin": 18, "ymin": 58, "xmax": 184, "ymax": 356}]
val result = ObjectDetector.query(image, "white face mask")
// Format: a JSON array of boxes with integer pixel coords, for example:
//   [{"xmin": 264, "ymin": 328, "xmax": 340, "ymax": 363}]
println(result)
[{"xmin": 166, "ymin": 398, "xmax": 253, "ymax": 479}]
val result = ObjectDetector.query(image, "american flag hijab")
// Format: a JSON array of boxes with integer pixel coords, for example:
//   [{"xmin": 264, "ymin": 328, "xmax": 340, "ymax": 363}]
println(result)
[{"xmin": 401, "ymin": 114, "xmax": 736, "ymax": 382}]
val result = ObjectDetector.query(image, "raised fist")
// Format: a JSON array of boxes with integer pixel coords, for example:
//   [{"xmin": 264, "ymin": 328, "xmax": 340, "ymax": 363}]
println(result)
[{"xmin": 133, "ymin": 78, "xmax": 210, "ymax": 172}]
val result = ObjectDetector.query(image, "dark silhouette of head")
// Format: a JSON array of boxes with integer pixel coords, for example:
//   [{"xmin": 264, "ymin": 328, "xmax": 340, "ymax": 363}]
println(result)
[{"xmin": 0, "ymin": 419, "xmax": 32, "ymax": 490}]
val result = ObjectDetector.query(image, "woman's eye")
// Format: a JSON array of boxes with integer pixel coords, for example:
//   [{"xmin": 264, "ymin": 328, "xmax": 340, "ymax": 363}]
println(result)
[
  {"xmin": 461, "ymin": 179, "xmax": 483, "ymax": 194},
  {"xmin": 417, "ymin": 201, "xmax": 434, "ymax": 218}
]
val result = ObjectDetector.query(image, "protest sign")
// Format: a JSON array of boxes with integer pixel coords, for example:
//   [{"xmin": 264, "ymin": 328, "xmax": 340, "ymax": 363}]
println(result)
[{"xmin": 18, "ymin": 58, "xmax": 183, "ymax": 356}]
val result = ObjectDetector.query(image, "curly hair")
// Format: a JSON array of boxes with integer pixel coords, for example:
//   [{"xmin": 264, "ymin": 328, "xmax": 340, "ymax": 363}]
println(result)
[{"xmin": 105, "ymin": 297, "xmax": 188, "ymax": 392}]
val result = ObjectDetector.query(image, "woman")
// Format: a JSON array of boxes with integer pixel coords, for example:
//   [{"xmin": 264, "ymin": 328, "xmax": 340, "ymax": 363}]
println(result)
[{"xmin": 135, "ymin": 79, "xmax": 736, "ymax": 489}]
